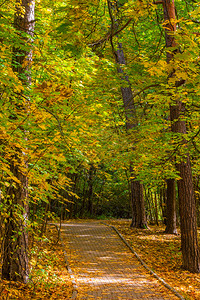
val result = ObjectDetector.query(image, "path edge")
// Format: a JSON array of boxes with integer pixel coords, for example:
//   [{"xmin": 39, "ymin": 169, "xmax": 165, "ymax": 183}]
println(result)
[
  {"xmin": 49, "ymin": 223, "xmax": 78, "ymax": 299},
  {"xmin": 102, "ymin": 222, "xmax": 185, "ymax": 300}
]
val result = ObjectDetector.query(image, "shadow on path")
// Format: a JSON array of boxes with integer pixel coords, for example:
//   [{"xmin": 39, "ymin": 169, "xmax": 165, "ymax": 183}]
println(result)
[{"xmin": 61, "ymin": 221, "xmax": 180, "ymax": 300}]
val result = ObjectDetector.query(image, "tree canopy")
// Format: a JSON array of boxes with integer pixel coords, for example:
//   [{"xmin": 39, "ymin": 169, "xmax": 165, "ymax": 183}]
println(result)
[{"xmin": 1, "ymin": 0, "xmax": 200, "ymax": 279}]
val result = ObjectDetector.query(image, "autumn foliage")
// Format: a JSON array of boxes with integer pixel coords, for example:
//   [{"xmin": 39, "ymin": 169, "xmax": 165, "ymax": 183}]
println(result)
[{"xmin": 1, "ymin": 0, "xmax": 200, "ymax": 293}]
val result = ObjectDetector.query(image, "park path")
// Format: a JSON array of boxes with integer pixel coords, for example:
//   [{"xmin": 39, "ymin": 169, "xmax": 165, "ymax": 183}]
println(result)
[{"xmin": 61, "ymin": 221, "xmax": 180, "ymax": 299}]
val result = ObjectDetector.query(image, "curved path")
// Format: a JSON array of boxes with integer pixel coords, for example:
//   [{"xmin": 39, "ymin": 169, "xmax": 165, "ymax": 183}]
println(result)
[{"xmin": 61, "ymin": 221, "xmax": 180, "ymax": 299}]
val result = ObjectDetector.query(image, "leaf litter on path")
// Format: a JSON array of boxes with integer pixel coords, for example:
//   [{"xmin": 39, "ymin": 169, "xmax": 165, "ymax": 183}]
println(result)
[{"xmin": 108, "ymin": 219, "xmax": 200, "ymax": 300}]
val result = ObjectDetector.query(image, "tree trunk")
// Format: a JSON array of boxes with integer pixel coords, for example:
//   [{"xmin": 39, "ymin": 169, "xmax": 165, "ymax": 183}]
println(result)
[
  {"xmin": 87, "ymin": 165, "xmax": 95, "ymax": 216},
  {"xmin": 170, "ymin": 101, "xmax": 199, "ymax": 272},
  {"xmin": 130, "ymin": 177, "xmax": 147, "ymax": 228},
  {"xmin": 162, "ymin": 0, "xmax": 199, "ymax": 272},
  {"xmin": 2, "ymin": 158, "xmax": 29, "ymax": 282},
  {"xmin": 117, "ymin": 44, "xmax": 147, "ymax": 229},
  {"xmin": 144, "ymin": 187, "xmax": 153, "ymax": 224},
  {"xmin": 194, "ymin": 176, "xmax": 200, "ymax": 226},
  {"xmin": 2, "ymin": 0, "xmax": 35, "ymax": 283},
  {"xmin": 79, "ymin": 170, "xmax": 87, "ymax": 217},
  {"xmin": 159, "ymin": 186, "xmax": 166, "ymax": 224},
  {"xmin": 165, "ymin": 179, "xmax": 177, "ymax": 234},
  {"xmin": 107, "ymin": 0, "xmax": 148, "ymax": 228},
  {"xmin": 154, "ymin": 192, "xmax": 159, "ymax": 226}
]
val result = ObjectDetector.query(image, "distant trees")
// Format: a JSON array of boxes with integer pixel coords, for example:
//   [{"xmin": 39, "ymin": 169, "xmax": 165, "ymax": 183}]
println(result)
[{"xmin": 164, "ymin": 179, "xmax": 177, "ymax": 234}]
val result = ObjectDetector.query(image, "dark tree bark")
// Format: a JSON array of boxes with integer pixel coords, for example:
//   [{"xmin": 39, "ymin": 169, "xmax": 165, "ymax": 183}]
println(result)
[
  {"xmin": 162, "ymin": 0, "xmax": 199, "ymax": 272},
  {"xmin": 170, "ymin": 101, "xmax": 199, "ymax": 272},
  {"xmin": 165, "ymin": 179, "xmax": 177, "ymax": 234},
  {"xmin": 107, "ymin": 0, "xmax": 148, "ymax": 229},
  {"xmin": 2, "ymin": 0, "xmax": 35, "ymax": 283},
  {"xmin": 2, "ymin": 158, "xmax": 29, "ymax": 283}
]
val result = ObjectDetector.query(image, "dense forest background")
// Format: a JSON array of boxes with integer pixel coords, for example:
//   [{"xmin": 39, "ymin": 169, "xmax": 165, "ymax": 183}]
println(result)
[{"xmin": 1, "ymin": 0, "xmax": 200, "ymax": 282}]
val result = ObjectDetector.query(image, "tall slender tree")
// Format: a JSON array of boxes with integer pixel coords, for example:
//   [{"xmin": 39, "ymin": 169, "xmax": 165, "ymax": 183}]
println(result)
[
  {"xmin": 162, "ymin": 0, "xmax": 199, "ymax": 272},
  {"xmin": 107, "ymin": 0, "xmax": 148, "ymax": 228},
  {"xmin": 2, "ymin": 0, "xmax": 35, "ymax": 283}
]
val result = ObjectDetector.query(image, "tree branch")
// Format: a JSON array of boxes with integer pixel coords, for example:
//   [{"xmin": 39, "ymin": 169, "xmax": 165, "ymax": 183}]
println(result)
[
  {"xmin": 153, "ymin": 1, "xmax": 163, "ymax": 4},
  {"xmin": 88, "ymin": 17, "xmax": 133, "ymax": 47},
  {"xmin": 133, "ymin": 84, "xmax": 160, "ymax": 98}
]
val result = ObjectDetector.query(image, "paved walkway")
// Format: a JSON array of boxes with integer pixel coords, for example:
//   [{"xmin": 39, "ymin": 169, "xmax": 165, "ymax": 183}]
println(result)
[{"xmin": 61, "ymin": 221, "xmax": 180, "ymax": 299}]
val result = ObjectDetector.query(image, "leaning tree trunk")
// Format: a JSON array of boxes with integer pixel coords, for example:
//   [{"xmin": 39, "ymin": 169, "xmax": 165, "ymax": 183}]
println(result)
[
  {"xmin": 2, "ymin": 0, "xmax": 35, "ymax": 283},
  {"xmin": 107, "ymin": 0, "xmax": 148, "ymax": 229},
  {"xmin": 162, "ymin": 0, "xmax": 199, "ymax": 272}
]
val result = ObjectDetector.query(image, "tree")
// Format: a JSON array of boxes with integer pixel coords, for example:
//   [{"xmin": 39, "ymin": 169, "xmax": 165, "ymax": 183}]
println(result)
[
  {"xmin": 107, "ymin": 0, "xmax": 148, "ymax": 228},
  {"xmin": 2, "ymin": 0, "xmax": 35, "ymax": 283},
  {"xmin": 164, "ymin": 179, "xmax": 177, "ymax": 234},
  {"xmin": 162, "ymin": 0, "xmax": 199, "ymax": 273}
]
